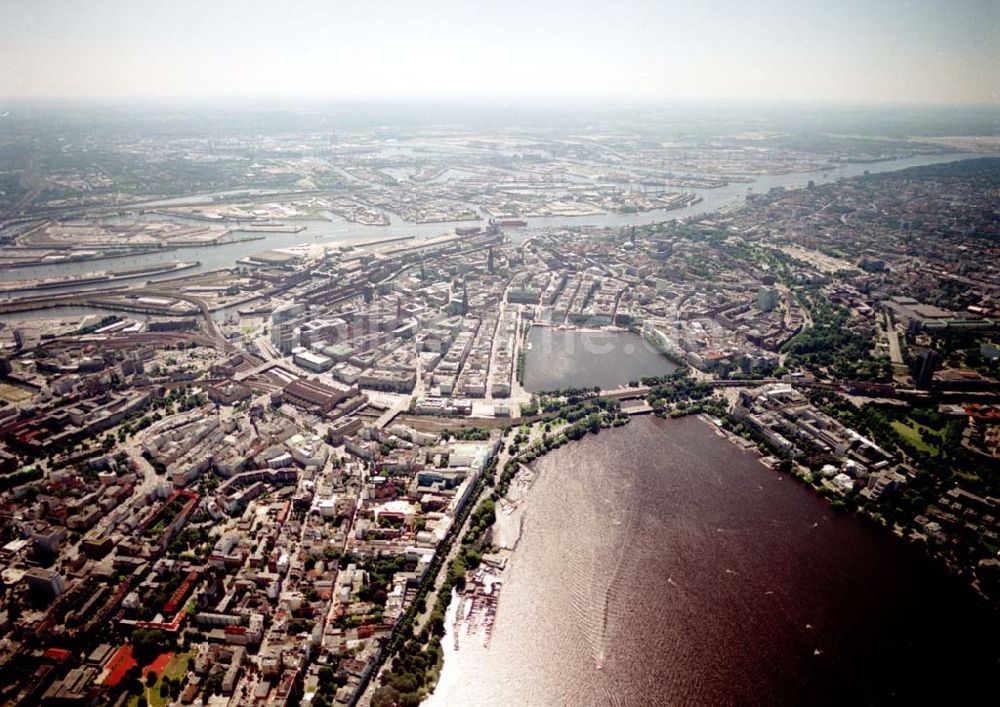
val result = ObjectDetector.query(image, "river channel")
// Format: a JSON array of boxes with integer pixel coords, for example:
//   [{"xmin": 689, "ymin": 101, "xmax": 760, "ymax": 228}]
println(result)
[{"xmin": 1, "ymin": 152, "xmax": 994, "ymax": 298}]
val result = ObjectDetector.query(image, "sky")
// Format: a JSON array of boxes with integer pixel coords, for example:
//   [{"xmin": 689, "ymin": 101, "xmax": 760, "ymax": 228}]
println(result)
[{"xmin": 0, "ymin": 0, "xmax": 997, "ymax": 104}]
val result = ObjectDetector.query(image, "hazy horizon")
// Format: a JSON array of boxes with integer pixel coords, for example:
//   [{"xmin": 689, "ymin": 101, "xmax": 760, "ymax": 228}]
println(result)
[{"xmin": 2, "ymin": 0, "xmax": 997, "ymax": 105}]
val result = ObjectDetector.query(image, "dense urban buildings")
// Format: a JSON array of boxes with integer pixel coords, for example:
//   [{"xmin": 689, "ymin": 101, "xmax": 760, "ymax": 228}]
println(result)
[{"xmin": 0, "ymin": 104, "xmax": 997, "ymax": 706}]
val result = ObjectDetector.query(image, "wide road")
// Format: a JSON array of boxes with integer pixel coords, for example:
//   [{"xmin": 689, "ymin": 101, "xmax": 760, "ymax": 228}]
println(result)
[
  {"xmin": 138, "ymin": 288, "xmax": 236, "ymax": 352},
  {"xmin": 885, "ymin": 310, "xmax": 904, "ymax": 365}
]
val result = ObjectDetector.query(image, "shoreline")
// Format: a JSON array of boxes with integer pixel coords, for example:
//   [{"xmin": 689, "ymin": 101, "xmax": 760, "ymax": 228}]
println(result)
[
  {"xmin": 698, "ymin": 409, "xmax": 997, "ymax": 606},
  {"xmin": 426, "ymin": 410, "xmax": 997, "ymax": 705},
  {"xmin": 0, "ymin": 260, "xmax": 200, "ymax": 294}
]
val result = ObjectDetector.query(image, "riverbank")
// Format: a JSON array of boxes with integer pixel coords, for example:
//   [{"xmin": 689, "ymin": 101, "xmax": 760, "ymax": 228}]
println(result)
[
  {"xmin": 4, "ymin": 152, "xmax": 991, "ymax": 295},
  {"xmin": 0, "ymin": 260, "xmax": 199, "ymax": 294},
  {"xmin": 366, "ymin": 400, "xmax": 627, "ymax": 705}
]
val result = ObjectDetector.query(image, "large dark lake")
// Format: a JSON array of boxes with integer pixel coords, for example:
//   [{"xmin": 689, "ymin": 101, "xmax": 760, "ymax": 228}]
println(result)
[{"xmin": 428, "ymin": 416, "xmax": 997, "ymax": 706}]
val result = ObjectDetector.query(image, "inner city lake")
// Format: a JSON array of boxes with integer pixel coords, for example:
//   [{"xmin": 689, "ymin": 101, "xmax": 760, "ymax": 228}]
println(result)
[{"xmin": 522, "ymin": 328, "xmax": 679, "ymax": 393}]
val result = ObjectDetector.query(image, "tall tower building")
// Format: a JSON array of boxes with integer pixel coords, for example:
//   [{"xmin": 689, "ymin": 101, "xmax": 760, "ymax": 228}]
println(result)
[
  {"xmin": 271, "ymin": 323, "xmax": 299, "ymax": 355},
  {"xmin": 913, "ymin": 349, "xmax": 939, "ymax": 388}
]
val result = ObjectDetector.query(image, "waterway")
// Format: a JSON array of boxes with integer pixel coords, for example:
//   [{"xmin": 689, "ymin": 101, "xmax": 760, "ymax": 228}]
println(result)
[
  {"xmin": 523, "ymin": 328, "xmax": 677, "ymax": 392},
  {"xmin": 428, "ymin": 416, "xmax": 997, "ymax": 706},
  {"xmin": 1, "ymin": 152, "xmax": 993, "ymax": 299},
  {"xmin": 498, "ymin": 151, "xmax": 1000, "ymax": 233},
  {"xmin": 0, "ymin": 219, "xmax": 425, "ymax": 288},
  {"xmin": 0, "ymin": 305, "xmax": 127, "ymax": 324}
]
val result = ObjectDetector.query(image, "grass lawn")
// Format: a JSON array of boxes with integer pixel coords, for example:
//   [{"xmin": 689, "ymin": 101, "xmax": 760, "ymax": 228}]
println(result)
[
  {"xmin": 128, "ymin": 651, "xmax": 193, "ymax": 707},
  {"xmin": 891, "ymin": 419, "xmax": 939, "ymax": 455},
  {"xmin": 0, "ymin": 382, "xmax": 35, "ymax": 403}
]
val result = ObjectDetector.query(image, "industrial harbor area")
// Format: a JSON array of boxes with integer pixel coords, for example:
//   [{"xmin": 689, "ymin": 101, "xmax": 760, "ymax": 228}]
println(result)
[{"xmin": 0, "ymin": 103, "xmax": 998, "ymax": 707}]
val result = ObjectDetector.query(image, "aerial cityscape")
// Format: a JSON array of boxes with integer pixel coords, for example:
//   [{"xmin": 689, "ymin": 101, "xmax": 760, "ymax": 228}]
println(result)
[{"xmin": 1, "ymin": 1, "xmax": 999, "ymax": 706}]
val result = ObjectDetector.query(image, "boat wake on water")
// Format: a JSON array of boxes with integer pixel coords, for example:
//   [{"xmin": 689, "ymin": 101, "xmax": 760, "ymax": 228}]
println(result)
[{"xmin": 561, "ymin": 474, "xmax": 640, "ymax": 672}]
